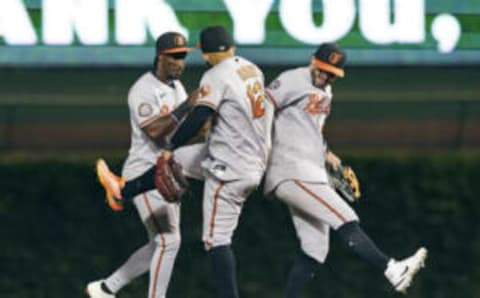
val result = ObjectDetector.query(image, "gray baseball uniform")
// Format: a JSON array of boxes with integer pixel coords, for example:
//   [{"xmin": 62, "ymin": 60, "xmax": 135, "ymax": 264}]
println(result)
[
  {"xmin": 123, "ymin": 71, "xmax": 187, "ymax": 179},
  {"xmin": 115, "ymin": 71, "xmax": 186, "ymax": 298},
  {"xmin": 196, "ymin": 56, "xmax": 274, "ymax": 248},
  {"xmin": 265, "ymin": 67, "xmax": 358, "ymax": 263}
]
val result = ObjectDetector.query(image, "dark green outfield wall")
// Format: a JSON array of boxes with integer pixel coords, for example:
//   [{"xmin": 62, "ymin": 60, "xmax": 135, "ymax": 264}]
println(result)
[
  {"xmin": 0, "ymin": 155, "xmax": 480, "ymax": 298},
  {"xmin": 2, "ymin": 67, "xmax": 480, "ymax": 152},
  {"xmin": 1, "ymin": 67, "xmax": 479, "ymax": 105},
  {"xmin": 1, "ymin": 154, "xmax": 479, "ymax": 298}
]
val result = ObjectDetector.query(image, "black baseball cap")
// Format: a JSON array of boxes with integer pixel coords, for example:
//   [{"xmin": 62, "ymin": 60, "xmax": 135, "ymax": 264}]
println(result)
[
  {"xmin": 198, "ymin": 26, "xmax": 234, "ymax": 53},
  {"xmin": 312, "ymin": 43, "xmax": 347, "ymax": 78},
  {"xmin": 155, "ymin": 32, "xmax": 192, "ymax": 55}
]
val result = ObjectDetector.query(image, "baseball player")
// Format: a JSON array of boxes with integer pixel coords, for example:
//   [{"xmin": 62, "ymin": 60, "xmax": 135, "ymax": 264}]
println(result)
[
  {"xmin": 87, "ymin": 32, "xmax": 202, "ymax": 298},
  {"xmin": 97, "ymin": 25, "xmax": 274, "ymax": 298},
  {"xmin": 264, "ymin": 43, "xmax": 428, "ymax": 297}
]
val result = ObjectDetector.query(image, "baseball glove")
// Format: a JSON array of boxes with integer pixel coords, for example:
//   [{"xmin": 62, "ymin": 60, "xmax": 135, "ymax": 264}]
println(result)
[
  {"xmin": 155, "ymin": 153, "xmax": 189, "ymax": 203},
  {"xmin": 327, "ymin": 164, "xmax": 361, "ymax": 203}
]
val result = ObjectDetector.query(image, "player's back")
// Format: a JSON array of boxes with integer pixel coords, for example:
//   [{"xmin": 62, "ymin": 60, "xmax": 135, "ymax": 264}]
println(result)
[{"xmin": 197, "ymin": 56, "xmax": 274, "ymax": 182}]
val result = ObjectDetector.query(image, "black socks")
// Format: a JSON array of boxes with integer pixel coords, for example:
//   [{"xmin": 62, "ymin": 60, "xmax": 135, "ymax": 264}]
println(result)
[
  {"xmin": 121, "ymin": 165, "xmax": 156, "ymax": 200},
  {"xmin": 337, "ymin": 221, "xmax": 389, "ymax": 271},
  {"xmin": 285, "ymin": 252, "xmax": 318, "ymax": 298},
  {"xmin": 208, "ymin": 245, "xmax": 239, "ymax": 298}
]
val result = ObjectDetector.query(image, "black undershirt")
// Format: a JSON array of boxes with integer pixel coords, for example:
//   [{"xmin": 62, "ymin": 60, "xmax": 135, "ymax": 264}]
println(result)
[{"xmin": 168, "ymin": 104, "xmax": 215, "ymax": 150}]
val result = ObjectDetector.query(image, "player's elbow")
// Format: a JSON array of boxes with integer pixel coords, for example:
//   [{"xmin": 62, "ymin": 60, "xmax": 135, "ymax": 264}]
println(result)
[{"xmin": 142, "ymin": 121, "xmax": 175, "ymax": 145}]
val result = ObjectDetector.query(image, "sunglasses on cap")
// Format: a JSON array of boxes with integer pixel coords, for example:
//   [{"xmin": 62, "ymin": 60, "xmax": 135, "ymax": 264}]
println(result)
[
  {"xmin": 312, "ymin": 67, "xmax": 337, "ymax": 79},
  {"xmin": 164, "ymin": 52, "xmax": 188, "ymax": 60}
]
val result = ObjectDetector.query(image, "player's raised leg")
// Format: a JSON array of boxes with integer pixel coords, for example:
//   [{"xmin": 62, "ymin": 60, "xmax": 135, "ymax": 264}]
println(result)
[
  {"xmin": 336, "ymin": 221, "xmax": 428, "ymax": 293},
  {"xmin": 384, "ymin": 247, "xmax": 428, "ymax": 293},
  {"xmin": 277, "ymin": 180, "xmax": 428, "ymax": 293},
  {"xmin": 96, "ymin": 158, "xmax": 160, "ymax": 211},
  {"xmin": 96, "ymin": 159, "xmax": 125, "ymax": 211}
]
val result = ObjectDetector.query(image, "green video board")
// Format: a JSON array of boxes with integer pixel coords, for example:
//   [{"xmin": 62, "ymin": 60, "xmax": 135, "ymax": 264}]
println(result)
[{"xmin": 0, "ymin": 0, "xmax": 479, "ymax": 66}]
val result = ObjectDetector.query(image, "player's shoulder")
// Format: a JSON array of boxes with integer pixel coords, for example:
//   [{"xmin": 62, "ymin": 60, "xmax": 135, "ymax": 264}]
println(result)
[
  {"xmin": 233, "ymin": 56, "xmax": 263, "ymax": 75},
  {"xmin": 278, "ymin": 66, "xmax": 309, "ymax": 81},
  {"xmin": 127, "ymin": 72, "xmax": 158, "ymax": 104},
  {"xmin": 210, "ymin": 56, "xmax": 260, "ymax": 74},
  {"xmin": 200, "ymin": 56, "xmax": 263, "ymax": 87},
  {"xmin": 232, "ymin": 55, "xmax": 256, "ymax": 67},
  {"xmin": 269, "ymin": 67, "xmax": 308, "ymax": 90},
  {"xmin": 129, "ymin": 72, "xmax": 155, "ymax": 93},
  {"xmin": 200, "ymin": 66, "xmax": 217, "ymax": 81},
  {"xmin": 199, "ymin": 61, "xmax": 228, "ymax": 86}
]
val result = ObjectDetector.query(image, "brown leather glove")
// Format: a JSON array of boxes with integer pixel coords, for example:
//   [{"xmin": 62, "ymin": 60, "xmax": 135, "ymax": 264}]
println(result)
[{"xmin": 155, "ymin": 151, "xmax": 189, "ymax": 203}]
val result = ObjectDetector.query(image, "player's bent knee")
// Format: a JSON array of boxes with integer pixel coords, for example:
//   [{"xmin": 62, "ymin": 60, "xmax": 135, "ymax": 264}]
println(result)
[{"xmin": 154, "ymin": 232, "xmax": 181, "ymax": 252}]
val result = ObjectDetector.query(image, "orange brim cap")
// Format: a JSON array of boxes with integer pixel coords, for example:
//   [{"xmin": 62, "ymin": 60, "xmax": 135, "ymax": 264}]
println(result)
[
  {"xmin": 161, "ymin": 47, "xmax": 194, "ymax": 54},
  {"xmin": 311, "ymin": 57, "xmax": 345, "ymax": 78}
]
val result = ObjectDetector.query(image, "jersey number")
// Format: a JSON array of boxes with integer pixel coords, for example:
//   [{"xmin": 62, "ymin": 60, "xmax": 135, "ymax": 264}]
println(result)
[{"xmin": 247, "ymin": 81, "xmax": 265, "ymax": 118}]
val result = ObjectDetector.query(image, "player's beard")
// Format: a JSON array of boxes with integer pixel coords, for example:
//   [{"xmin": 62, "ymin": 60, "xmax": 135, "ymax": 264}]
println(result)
[
  {"xmin": 167, "ymin": 66, "xmax": 183, "ymax": 81},
  {"xmin": 312, "ymin": 75, "xmax": 330, "ymax": 90},
  {"xmin": 167, "ymin": 72, "xmax": 181, "ymax": 81},
  {"xmin": 310, "ymin": 68, "xmax": 332, "ymax": 90}
]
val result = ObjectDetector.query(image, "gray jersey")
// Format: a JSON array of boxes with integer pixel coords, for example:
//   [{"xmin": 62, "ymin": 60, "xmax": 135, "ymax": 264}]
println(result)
[
  {"xmin": 196, "ymin": 56, "xmax": 274, "ymax": 182},
  {"xmin": 122, "ymin": 72, "xmax": 187, "ymax": 179},
  {"xmin": 264, "ymin": 67, "xmax": 332, "ymax": 193}
]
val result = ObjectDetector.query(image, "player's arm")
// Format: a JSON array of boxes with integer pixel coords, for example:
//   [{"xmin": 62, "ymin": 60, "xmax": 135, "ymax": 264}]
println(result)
[
  {"xmin": 141, "ymin": 101, "xmax": 189, "ymax": 145},
  {"xmin": 167, "ymin": 104, "xmax": 216, "ymax": 150},
  {"xmin": 118, "ymin": 105, "xmax": 214, "ymax": 204},
  {"xmin": 165, "ymin": 73, "xmax": 222, "ymax": 149},
  {"xmin": 185, "ymin": 119, "xmax": 211, "ymax": 145},
  {"xmin": 326, "ymin": 150, "xmax": 342, "ymax": 170},
  {"xmin": 141, "ymin": 88, "xmax": 203, "ymax": 145},
  {"xmin": 118, "ymin": 104, "xmax": 214, "ymax": 203},
  {"xmin": 165, "ymin": 74, "xmax": 220, "ymax": 150}
]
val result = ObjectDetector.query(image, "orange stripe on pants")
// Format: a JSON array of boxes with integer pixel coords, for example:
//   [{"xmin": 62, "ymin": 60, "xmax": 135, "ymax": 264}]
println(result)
[
  {"xmin": 143, "ymin": 194, "xmax": 166, "ymax": 298},
  {"xmin": 293, "ymin": 180, "xmax": 347, "ymax": 223},
  {"xmin": 207, "ymin": 182, "xmax": 225, "ymax": 249}
]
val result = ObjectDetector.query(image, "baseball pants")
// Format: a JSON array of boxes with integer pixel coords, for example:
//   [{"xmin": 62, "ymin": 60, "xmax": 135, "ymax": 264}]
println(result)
[
  {"xmin": 275, "ymin": 180, "xmax": 359, "ymax": 263},
  {"xmin": 133, "ymin": 190, "xmax": 181, "ymax": 298},
  {"xmin": 202, "ymin": 174, "xmax": 258, "ymax": 249}
]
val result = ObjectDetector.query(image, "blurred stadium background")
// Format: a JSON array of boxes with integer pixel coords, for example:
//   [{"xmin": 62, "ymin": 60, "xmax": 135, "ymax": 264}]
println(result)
[{"xmin": 1, "ymin": 1, "xmax": 479, "ymax": 298}]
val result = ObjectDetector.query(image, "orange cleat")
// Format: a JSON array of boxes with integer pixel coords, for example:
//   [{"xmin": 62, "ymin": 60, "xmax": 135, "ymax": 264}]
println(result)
[{"xmin": 96, "ymin": 159, "xmax": 126, "ymax": 212}]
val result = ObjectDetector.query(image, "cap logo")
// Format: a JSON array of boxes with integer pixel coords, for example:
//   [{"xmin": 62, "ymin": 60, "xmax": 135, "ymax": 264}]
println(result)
[
  {"xmin": 328, "ymin": 52, "xmax": 343, "ymax": 65},
  {"xmin": 174, "ymin": 35, "xmax": 185, "ymax": 46}
]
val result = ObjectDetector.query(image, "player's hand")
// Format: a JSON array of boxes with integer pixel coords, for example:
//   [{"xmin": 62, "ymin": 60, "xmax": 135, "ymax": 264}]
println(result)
[
  {"xmin": 186, "ymin": 86, "xmax": 210, "ymax": 107},
  {"xmin": 155, "ymin": 150, "xmax": 189, "ymax": 203},
  {"xmin": 326, "ymin": 150, "xmax": 342, "ymax": 171},
  {"xmin": 161, "ymin": 150, "xmax": 173, "ymax": 160}
]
